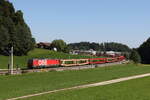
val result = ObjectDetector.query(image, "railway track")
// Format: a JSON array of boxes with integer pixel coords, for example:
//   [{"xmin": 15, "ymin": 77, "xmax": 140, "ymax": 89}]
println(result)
[
  {"xmin": 0, "ymin": 69, "xmax": 22, "ymax": 75},
  {"xmin": 0, "ymin": 60, "xmax": 128, "ymax": 75}
]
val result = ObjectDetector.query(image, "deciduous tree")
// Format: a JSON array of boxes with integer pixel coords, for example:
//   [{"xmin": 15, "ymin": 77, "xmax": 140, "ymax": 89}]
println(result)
[
  {"xmin": 138, "ymin": 38, "xmax": 150, "ymax": 64},
  {"xmin": 0, "ymin": 0, "xmax": 35, "ymax": 56}
]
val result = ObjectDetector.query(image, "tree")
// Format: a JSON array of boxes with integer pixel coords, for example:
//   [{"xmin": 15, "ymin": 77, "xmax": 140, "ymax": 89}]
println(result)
[
  {"xmin": 0, "ymin": 25, "xmax": 9, "ymax": 55},
  {"xmin": 101, "ymin": 42, "xmax": 131, "ymax": 52},
  {"xmin": 90, "ymin": 42, "xmax": 100, "ymax": 51},
  {"xmin": 123, "ymin": 52, "xmax": 130, "ymax": 60},
  {"xmin": 130, "ymin": 49, "xmax": 141, "ymax": 63},
  {"xmin": 0, "ymin": 0, "xmax": 35, "ymax": 56},
  {"xmin": 50, "ymin": 39, "xmax": 68, "ymax": 53},
  {"xmin": 138, "ymin": 37, "xmax": 150, "ymax": 64},
  {"xmin": 68, "ymin": 42, "xmax": 130, "ymax": 52}
]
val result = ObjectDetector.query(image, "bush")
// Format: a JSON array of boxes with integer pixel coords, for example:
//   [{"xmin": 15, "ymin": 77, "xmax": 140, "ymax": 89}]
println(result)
[{"xmin": 130, "ymin": 49, "xmax": 141, "ymax": 64}]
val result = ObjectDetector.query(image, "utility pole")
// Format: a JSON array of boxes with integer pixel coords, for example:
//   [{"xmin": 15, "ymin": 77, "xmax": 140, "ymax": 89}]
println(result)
[{"xmin": 10, "ymin": 46, "xmax": 13, "ymax": 75}]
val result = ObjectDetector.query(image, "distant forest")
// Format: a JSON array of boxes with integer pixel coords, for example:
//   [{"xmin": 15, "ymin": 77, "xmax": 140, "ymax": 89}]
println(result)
[{"xmin": 68, "ymin": 42, "xmax": 131, "ymax": 52}]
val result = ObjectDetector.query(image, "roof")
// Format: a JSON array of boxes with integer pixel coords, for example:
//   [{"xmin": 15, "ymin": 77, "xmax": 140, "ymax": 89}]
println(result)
[{"xmin": 37, "ymin": 42, "xmax": 51, "ymax": 46}]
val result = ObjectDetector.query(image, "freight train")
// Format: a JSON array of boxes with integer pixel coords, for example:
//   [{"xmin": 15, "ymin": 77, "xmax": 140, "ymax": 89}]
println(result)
[{"xmin": 28, "ymin": 56, "xmax": 125, "ymax": 69}]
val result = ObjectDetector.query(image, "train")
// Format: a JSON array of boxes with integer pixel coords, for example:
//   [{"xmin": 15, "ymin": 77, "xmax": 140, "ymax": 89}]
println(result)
[{"xmin": 28, "ymin": 56, "xmax": 125, "ymax": 69}]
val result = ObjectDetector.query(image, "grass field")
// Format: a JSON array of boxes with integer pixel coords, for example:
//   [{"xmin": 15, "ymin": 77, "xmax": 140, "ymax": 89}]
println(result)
[
  {"xmin": 1, "ymin": 64, "xmax": 150, "ymax": 100},
  {"xmin": 0, "ymin": 48, "xmax": 96, "ymax": 69},
  {"xmin": 23, "ymin": 76, "xmax": 150, "ymax": 100}
]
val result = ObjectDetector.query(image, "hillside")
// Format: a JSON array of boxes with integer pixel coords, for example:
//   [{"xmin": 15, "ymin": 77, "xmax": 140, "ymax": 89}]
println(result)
[{"xmin": 0, "ymin": 48, "xmax": 96, "ymax": 69}]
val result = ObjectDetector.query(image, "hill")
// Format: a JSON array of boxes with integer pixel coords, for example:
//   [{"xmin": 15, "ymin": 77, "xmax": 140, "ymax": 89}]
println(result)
[{"xmin": 0, "ymin": 48, "xmax": 96, "ymax": 69}]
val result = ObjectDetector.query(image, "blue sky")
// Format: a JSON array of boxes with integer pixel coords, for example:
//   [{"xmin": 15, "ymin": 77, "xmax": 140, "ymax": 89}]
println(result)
[{"xmin": 9, "ymin": 0, "xmax": 150, "ymax": 48}]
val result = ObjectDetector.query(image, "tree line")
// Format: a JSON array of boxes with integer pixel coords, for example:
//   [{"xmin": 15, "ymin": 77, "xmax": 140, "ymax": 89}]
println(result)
[
  {"xmin": 68, "ymin": 42, "xmax": 131, "ymax": 52},
  {"xmin": 51, "ymin": 39, "xmax": 150, "ymax": 65},
  {"xmin": 41, "ymin": 40, "xmax": 131, "ymax": 54}
]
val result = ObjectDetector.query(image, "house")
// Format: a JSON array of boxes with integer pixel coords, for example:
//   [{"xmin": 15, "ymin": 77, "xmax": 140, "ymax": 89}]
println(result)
[
  {"xmin": 96, "ymin": 51, "xmax": 122, "ymax": 57},
  {"xmin": 37, "ymin": 42, "xmax": 51, "ymax": 49},
  {"xmin": 70, "ymin": 49, "xmax": 97, "ymax": 56}
]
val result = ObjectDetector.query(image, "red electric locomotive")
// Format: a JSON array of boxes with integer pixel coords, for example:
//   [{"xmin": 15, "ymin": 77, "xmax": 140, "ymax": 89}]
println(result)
[{"xmin": 28, "ymin": 59, "xmax": 60, "ymax": 68}]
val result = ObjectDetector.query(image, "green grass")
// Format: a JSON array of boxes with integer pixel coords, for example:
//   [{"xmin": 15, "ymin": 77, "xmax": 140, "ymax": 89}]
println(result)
[
  {"xmin": 0, "ymin": 48, "xmax": 96, "ymax": 69},
  {"xmin": 1, "ymin": 64, "xmax": 150, "ymax": 100},
  {"xmin": 23, "ymin": 76, "xmax": 150, "ymax": 100}
]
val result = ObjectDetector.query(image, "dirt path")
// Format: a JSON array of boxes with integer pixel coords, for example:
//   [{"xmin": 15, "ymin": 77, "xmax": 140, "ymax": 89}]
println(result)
[{"xmin": 7, "ymin": 73, "xmax": 150, "ymax": 100}]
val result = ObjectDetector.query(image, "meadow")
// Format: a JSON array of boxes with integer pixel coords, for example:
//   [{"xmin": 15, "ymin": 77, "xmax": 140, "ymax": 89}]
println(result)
[
  {"xmin": 23, "ymin": 76, "xmax": 150, "ymax": 100},
  {"xmin": 1, "ymin": 64, "xmax": 150, "ymax": 100},
  {"xmin": 0, "ymin": 48, "xmax": 95, "ymax": 69}
]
